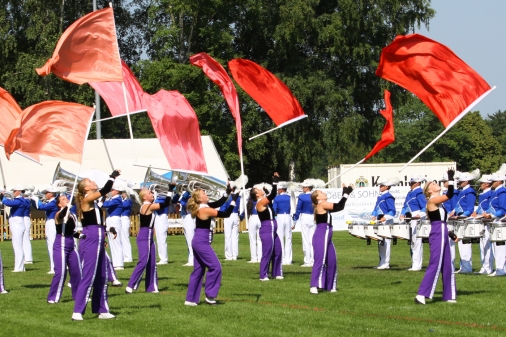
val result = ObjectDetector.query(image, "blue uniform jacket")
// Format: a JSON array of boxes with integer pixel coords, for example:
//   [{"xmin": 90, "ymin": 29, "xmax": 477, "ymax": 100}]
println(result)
[
  {"xmin": 401, "ymin": 187, "xmax": 427, "ymax": 215},
  {"xmin": 273, "ymin": 193, "xmax": 291, "ymax": 215},
  {"xmin": 155, "ymin": 196, "xmax": 168, "ymax": 215},
  {"xmin": 454, "ymin": 186, "xmax": 476, "ymax": 216},
  {"xmin": 3, "ymin": 196, "xmax": 25, "ymax": 218},
  {"xmin": 293, "ymin": 192, "xmax": 313, "ymax": 221},
  {"xmin": 22, "ymin": 197, "xmax": 31, "ymax": 217},
  {"xmin": 37, "ymin": 198, "xmax": 59, "ymax": 220},
  {"xmin": 179, "ymin": 191, "xmax": 191, "ymax": 217},
  {"xmin": 219, "ymin": 196, "xmax": 240, "ymax": 214},
  {"xmin": 443, "ymin": 190, "xmax": 453, "ymax": 212},
  {"xmin": 476, "ymin": 189, "xmax": 492, "ymax": 215},
  {"xmin": 371, "ymin": 191, "xmax": 396, "ymax": 217},
  {"xmin": 121, "ymin": 198, "xmax": 132, "ymax": 217},
  {"xmin": 103, "ymin": 195, "xmax": 123, "ymax": 217},
  {"xmin": 487, "ymin": 186, "xmax": 506, "ymax": 217}
]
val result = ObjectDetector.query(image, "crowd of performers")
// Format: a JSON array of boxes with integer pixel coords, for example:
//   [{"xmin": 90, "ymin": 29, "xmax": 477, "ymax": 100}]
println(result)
[{"xmin": 2, "ymin": 165, "xmax": 506, "ymax": 318}]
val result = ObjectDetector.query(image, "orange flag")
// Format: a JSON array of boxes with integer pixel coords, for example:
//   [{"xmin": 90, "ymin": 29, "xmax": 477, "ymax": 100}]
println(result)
[
  {"xmin": 36, "ymin": 7, "xmax": 122, "ymax": 84},
  {"xmin": 364, "ymin": 90, "xmax": 394, "ymax": 160},
  {"xmin": 4, "ymin": 101, "xmax": 95, "ymax": 163}
]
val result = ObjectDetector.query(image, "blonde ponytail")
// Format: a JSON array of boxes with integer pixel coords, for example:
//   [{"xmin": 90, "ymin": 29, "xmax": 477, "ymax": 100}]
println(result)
[
  {"xmin": 310, "ymin": 190, "xmax": 319, "ymax": 222},
  {"xmin": 187, "ymin": 189, "xmax": 202, "ymax": 219}
]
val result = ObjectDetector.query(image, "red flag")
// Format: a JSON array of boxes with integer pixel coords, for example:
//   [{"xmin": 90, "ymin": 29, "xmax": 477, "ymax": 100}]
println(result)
[
  {"xmin": 4, "ymin": 101, "xmax": 95, "ymax": 163},
  {"xmin": 144, "ymin": 90, "xmax": 208, "ymax": 174},
  {"xmin": 36, "ymin": 7, "xmax": 122, "ymax": 84},
  {"xmin": 190, "ymin": 52, "xmax": 242, "ymax": 156},
  {"xmin": 228, "ymin": 58, "xmax": 306, "ymax": 126},
  {"xmin": 376, "ymin": 34, "xmax": 491, "ymax": 127},
  {"xmin": 89, "ymin": 60, "xmax": 146, "ymax": 116},
  {"xmin": 364, "ymin": 90, "xmax": 394, "ymax": 160}
]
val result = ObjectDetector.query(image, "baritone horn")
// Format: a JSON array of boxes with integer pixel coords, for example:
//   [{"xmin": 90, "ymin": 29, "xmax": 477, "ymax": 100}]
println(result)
[
  {"xmin": 143, "ymin": 168, "xmax": 173, "ymax": 196},
  {"xmin": 171, "ymin": 171, "xmax": 227, "ymax": 201},
  {"xmin": 52, "ymin": 162, "xmax": 83, "ymax": 193}
]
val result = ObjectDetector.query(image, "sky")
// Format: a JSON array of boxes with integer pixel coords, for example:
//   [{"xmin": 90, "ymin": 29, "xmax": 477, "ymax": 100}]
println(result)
[{"xmin": 416, "ymin": 0, "xmax": 506, "ymax": 118}]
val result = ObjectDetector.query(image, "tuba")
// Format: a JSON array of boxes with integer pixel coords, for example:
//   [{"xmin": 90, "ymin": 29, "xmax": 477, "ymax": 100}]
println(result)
[
  {"xmin": 52, "ymin": 162, "xmax": 83, "ymax": 193},
  {"xmin": 171, "ymin": 171, "xmax": 227, "ymax": 201},
  {"xmin": 143, "ymin": 168, "xmax": 173, "ymax": 196}
]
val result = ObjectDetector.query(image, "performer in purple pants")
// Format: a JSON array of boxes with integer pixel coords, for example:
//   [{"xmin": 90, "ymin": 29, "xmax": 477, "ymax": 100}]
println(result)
[
  {"xmin": 47, "ymin": 195, "xmax": 82, "ymax": 303},
  {"xmin": 309, "ymin": 185, "xmax": 352, "ymax": 294},
  {"xmin": 71, "ymin": 169, "xmax": 121, "ymax": 321},
  {"xmin": 253, "ymin": 173, "xmax": 283, "ymax": 281},
  {"xmin": 125, "ymin": 188, "xmax": 175, "ymax": 294},
  {"xmin": 185, "ymin": 185, "xmax": 236, "ymax": 306},
  {"xmin": 0, "ymin": 250, "xmax": 7, "ymax": 294},
  {"xmin": 415, "ymin": 168, "xmax": 457, "ymax": 304}
]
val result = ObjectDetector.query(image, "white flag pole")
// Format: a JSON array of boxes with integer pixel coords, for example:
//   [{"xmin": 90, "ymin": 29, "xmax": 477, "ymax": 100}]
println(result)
[
  {"xmin": 398, "ymin": 86, "xmax": 496, "ymax": 173},
  {"xmin": 92, "ymin": 109, "xmax": 147, "ymax": 123},
  {"xmin": 249, "ymin": 115, "xmax": 308, "ymax": 140},
  {"xmin": 239, "ymin": 151, "xmax": 248, "ymax": 231},
  {"xmin": 325, "ymin": 158, "xmax": 365, "ymax": 187}
]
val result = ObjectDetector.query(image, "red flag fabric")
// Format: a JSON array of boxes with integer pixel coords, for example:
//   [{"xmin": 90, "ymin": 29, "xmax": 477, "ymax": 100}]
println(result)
[
  {"xmin": 144, "ymin": 90, "xmax": 208, "ymax": 174},
  {"xmin": 190, "ymin": 52, "xmax": 242, "ymax": 156},
  {"xmin": 364, "ymin": 90, "xmax": 394, "ymax": 161},
  {"xmin": 36, "ymin": 7, "xmax": 122, "ymax": 84},
  {"xmin": 4, "ymin": 101, "xmax": 95, "ymax": 163},
  {"xmin": 228, "ymin": 58, "xmax": 306, "ymax": 126},
  {"xmin": 376, "ymin": 34, "xmax": 491, "ymax": 127},
  {"xmin": 89, "ymin": 60, "xmax": 146, "ymax": 116}
]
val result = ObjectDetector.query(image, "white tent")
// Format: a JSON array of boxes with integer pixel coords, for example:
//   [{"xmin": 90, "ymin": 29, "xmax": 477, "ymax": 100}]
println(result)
[{"xmin": 0, "ymin": 136, "xmax": 228, "ymax": 191}]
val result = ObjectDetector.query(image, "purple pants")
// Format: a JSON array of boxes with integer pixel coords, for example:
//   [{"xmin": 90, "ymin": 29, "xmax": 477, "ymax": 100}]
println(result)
[
  {"xmin": 186, "ymin": 228, "xmax": 221, "ymax": 303},
  {"xmin": 310, "ymin": 223, "xmax": 337, "ymax": 291},
  {"xmin": 106, "ymin": 250, "xmax": 119, "ymax": 283},
  {"xmin": 73, "ymin": 225, "xmax": 110, "ymax": 314},
  {"xmin": 259, "ymin": 220, "xmax": 283, "ymax": 279},
  {"xmin": 127, "ymin": 227, "xmax": 158, "ymax": 292},
  {"xmin": 417, "ymin": 220, "xmax": 456, "ymax": 301},
  {"xmin": 0, "ymin": 250, "xmax": 5, "ymax": 292},
  {"xmin": 48, "ymin": 234, "xmax": 82, "ymax": 302}
]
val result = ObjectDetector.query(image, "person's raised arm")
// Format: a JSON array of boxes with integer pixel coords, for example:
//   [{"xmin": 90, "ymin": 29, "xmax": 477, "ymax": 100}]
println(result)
[
  {"xmin": 83, "ymin": 170, "xmax": 120, "ymax": 203},
  {"xmin": 201, "ymin": 193, "xmax": 239, "ymax": 219},
  {"xmin": 429, "ymin": 169, "xmax": 455, "ymax": 205},
  {"xmin": 208, "ymin": 183, "xmax": 233, "ymax": 208}
]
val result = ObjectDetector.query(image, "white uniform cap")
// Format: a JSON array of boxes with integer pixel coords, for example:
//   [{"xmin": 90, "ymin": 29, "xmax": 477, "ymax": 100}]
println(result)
[
  {"xmin": 378, "ymin": 177, "xmax": 401, "ymax": 186},
  {"xmin": 10, "ymin": 184, "xmax": 25, "ymax": 191},
  {"xmin": 112, "ymin": 182, "xmax": 123, "ymax": 191},
  {"xmin": 277, "ymin": 182, "xmax": 288, "ymax": 189},
  {"xmin": 41, "ymin": 185, "xmax": 61, "ymax": 193},
  {"xmin": 409, "ymin": 174, "xmax": 426, "ymax": 183},
  {"xmin": 253, "ymin": 183, "xmax": 272, "ymax": 194},
  {"xmin": 459, "ymin": 172, "xmax": 477, "ymax": 182},
  {"xmin": 490, "ymin": 173, "xmax": 506, "ymax": 181},
  {"xmin": 440, "ymin": 172, "xmax": 449, "ymax": 182},
  {"xmin": 300, "ymin": 179, "xmax": 314, "ymax": 188},
  {"xmin": 477, "ymin": 174, "xmax": 492, "ymax": 183}
]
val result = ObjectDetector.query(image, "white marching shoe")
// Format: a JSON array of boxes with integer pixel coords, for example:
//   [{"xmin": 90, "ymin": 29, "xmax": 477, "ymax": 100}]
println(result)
[
  {"xmin": 125, "ymin": 286, "xmax": 133, "ymax": 294},
  {"xmin": 414, "ymin": 295, "xmax": 426, "ymax": 305},
  {"xmin": 310, "ymin": 287, "xmax": 318, "ymax": 294},
  {"xmin": 260, "ymin": 277, "xmax": 269, "ymax": 281},
  {"xmin": 184, "ymin": 301, "xmax": 198, "ymax": 306},
  {"xmin": 72, "ymin": 313, "xmax": 83, "ymax": 321},
  {"xmin": 98, "ymin": 313, "xmax": 115, "ymax": 319},
  {"xmin": 205, "ymin": 297, "xmax": 217, "ymax": 304}
]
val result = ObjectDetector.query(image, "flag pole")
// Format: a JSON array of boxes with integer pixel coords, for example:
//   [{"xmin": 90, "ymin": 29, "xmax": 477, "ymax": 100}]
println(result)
[
  {"xmin": 92, "ymin": 109, "xmax": 147, "ymax": 123},
  {"xmin": 249, "ymin": 115, "xmax": 308, "ymax": 140},
  {"xmin": 0, "ymin": 153, "xmax": 6, "ymax": 189},
  {"xmin": 239, "ymin": 151, "xmax": 248, "ymax": 232},
  {"xmin": 325, "ymin": 158, "xmax": 365, "ymax": 187},
  {"xmin": 398, "ymin": 86, "xmax": 496, "ymax": 173}
]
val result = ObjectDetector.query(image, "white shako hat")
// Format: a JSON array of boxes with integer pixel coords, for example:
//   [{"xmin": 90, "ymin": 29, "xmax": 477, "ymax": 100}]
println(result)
[
  {"xmin": 440, "ymin": 172, "xmax": 449, "ymax": 182},
  {"xmin": 459, "ymin": 172, "xmax": 478, "ymax": 182},
  {"xmin": 477, "ymin": 174, "xmax": 492, "ymax": 184},
  {"xmin": 378, "ymin": 177, "xmax": 401, "ymax": 186},
  {"xmin": 253, "ymin": 183, "xmax": 272, "ymax": 194},
  {"xmin": 277, "ymin": 182, "xmax": 288, "ymax": 190},
  {"xmin": 9, "ymin": 184, "xmax": 25, "ymax": 191},
  {"xmin": 491, "ymin": 163, "xmax": 506, "ymax": 181},
  {"xmin": 41, "ymin": 185, "xmax": 61, "ymax": 193},
  {"xmin": 300, "ymin": 179, "xmax": 325, "ymax": 188},
  {"xmin": 409, "ymin": 174, "xmax": 426, "ymax": 183}
]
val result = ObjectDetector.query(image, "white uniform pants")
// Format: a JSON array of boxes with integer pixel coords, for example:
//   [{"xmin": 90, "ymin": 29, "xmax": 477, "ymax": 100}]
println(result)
[
  {"xmin": 183, "ymin": 214, "xmax": 195, "ymax": 264},
  {"xmin": 224, "ymin": 213, "xmax": 239, "ymax": 259},
  {"xmin": 10, "ymin": 217, "xmax": 25, "ymax": 272},
  {"xmin": 248, "ymin": 215, "xmax": 262, "ymax": 261},
  {"xmin": 120, "ymin": 216, "xmax": 133, "ymax": 262},
  {"xmin": 45, "ymin": 218, "xmax": 56, "ymax": 272},
  {"xmin": 492, "ymin": 242, "xmax": 506, "ymax": 275},
  {"xmin": 458, "ymin": 240, "xmax": 473, "ymax": 272},
  {"xmin": 378, "ymin": 238, "xmax": 391, "ymax": 267},
  {"xmin": 410, "ymin": 220, "xmax": 423, "ymax": 270},
  {"xmin": 300, "ymin": 213, "xmax": 315, "ymax": 265},
  {"xmin": 154, "ymin": 213, "xmax": 169, "ymax": 263},
  {"xmin": 480, "ymin": 225, "xmax": 494, "ymax": 273},
  {"xmin": 23, "ymin": 216, "xmax": 32, "ymax": 263},
  {"xmin": 276, "ymin": 214, "xmax": 292, "ymax": 264},
  {"xmin": 449, "ymin": 239, "xmax": 456, "ymax": 273},
  {"xmin": 106, "ymin": 216, "xmax": 123, "ymax": 268}
]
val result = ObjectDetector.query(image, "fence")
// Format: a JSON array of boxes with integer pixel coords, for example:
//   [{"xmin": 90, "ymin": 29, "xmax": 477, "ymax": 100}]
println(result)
[{"xmin": 0, "ymin": 214, "xmax": 246, "ymax": 241}]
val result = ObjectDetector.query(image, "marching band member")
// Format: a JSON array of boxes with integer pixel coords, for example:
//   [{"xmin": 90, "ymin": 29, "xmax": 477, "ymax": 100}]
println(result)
[
  {"xmin": 0, "ymin": 250, "xmax": 7, "ymax": 294},
  {"xmin": 221, "ymin": 192, "xmax": 241, "ymax": 260},
  {"xmin": 32, "ymin": 186, "xmax": 60, "ymax": 274},
  {"xmin": 273, "ymin": 183, "xmax": 293, "ymax": 265},
  {"xmin": 125, "ymin": 187, "xmax": 176, "ymax": 294},
  {"xmin": 0, "ymin": 184, "xmax": 27, "ymax": 272},
  {"xmin": 482, "ymin": 171, "xmax": 506, "ymax": 277},
  {"xmin": 180, "ymin": 190, "xmax": 195, "ymax": 266},
  {"xmin": 472, "ymin": 174, "xmax": 494, "ymax": 274},
  {"xmin": 104, "ymin": 242, "xmax": 122, "ymax": 286},
  {"xmin": 415, "ymin": 169, "xmax": 457, "ymax": 305},
  {"xmin": 154, "ymin": 193, "xmax": 170, "ymax": 265},
  {"xmin": 371, "ymin": 178, "xmax": 399, "ymax": 270},
  {"xmin": 120, "ymin": 189, "xmax": 133, "ymax": 263},
  {"xmin": 22, "ymin": 190, "xmax": 33, "ymax": 265},
  {"xmin": 102, "ymin": 184, "xmax": 124, "ymax": 270},
  {"xmin": 293, "ymin": 179, "xmax": 315, "ymax": 267},
  {"xmin": 71, "ymin": 169, "xmax": 120, "ymax": 321},
  {"xmin": 47, "ymin": 195, "xmax": 82, "ymax": 303},
  {"xmin": 400, "ymin": 174, "xmax": 427, "ymax": 271},
  {"xmin": 453, "ymin": 172, "xmax": 477, "ymax": 274},
  {"xmin": 254, "ymin": 179, "xmax": 283, "ymax": 281},
  {"xmin": 309, "ymin": 184, "xmax": 352, "ymax": 294},
  {"xmin": 440, "ymin": 173, "xmax": 457, "ymax": 273},
  {"xmin": 246, "ymin": 190, "xmax": 262, "ymax": 263},
  {"xmin": 185, "ymin": 186, "xmax": 236, "ymax": 306}
]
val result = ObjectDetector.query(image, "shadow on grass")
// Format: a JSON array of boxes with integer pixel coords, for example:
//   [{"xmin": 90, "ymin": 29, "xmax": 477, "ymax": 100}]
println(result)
[
  {"xmin": 231, "ymin": 293, "xmax": 262, "ymax": 302},
  {"xmin": 22, "ymin": 284, "xmax": 48, "ymax": 289},
  {"xmin": 282, "ymin": 271, "xmax": 311, "ymax": 275},
  {"xmin": 117, "ymin": 303, "xmax": 163, "ymax": 310}
]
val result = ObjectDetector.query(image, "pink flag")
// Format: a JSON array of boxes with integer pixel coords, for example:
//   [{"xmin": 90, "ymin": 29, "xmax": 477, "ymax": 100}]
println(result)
[
  {"xmin": 89, "ymin": 60, "xmax": 146, "ymax": 116},
  {"xmin": 228, "ymin": 58, "xmax": 306, "ymax": 127},
  {"xmin": 4, "ymin": 101, "xmax": 95, "ymax": 163},
  {"xmin": 190, "ymin": 52, "xmax": 242, "ymax": 156},
  {"xmin": 364, "ymin": 90, "xmax": 395, "ymax": 160},
  {"xmin": 144, "ymin": 90, "xmax": 208, "ymax": 174}
]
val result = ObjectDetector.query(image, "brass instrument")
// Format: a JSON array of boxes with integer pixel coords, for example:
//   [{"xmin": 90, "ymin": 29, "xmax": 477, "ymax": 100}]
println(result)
[
  {"xmin": 143, "ymin": 168, "xmax": 173, "ymax": 196},
  {"xmin": 52, "ymin": 162, "xmax": 83, "ymax": 194},
  {"xmin": 172, "ymin": 171, "xmax": 227, "ymax": 201}
]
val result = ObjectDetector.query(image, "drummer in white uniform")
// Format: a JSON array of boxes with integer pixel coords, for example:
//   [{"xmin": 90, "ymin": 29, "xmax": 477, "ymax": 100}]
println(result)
[{"xmin": 472, "ymin": 174, "xmax": 494, "ymax": 275}]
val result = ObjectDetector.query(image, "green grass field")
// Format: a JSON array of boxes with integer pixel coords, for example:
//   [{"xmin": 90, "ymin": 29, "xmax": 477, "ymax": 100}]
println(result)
[{"xmin": 0, "ymin": 232, "xmax": 504, "ymax": 337}]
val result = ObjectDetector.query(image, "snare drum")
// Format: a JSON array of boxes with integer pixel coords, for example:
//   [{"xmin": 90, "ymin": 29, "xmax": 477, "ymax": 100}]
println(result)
[
  {"xmin": 453, "ymin": 220, "xmax": 466, "ymax": 240},
  {"xmin": 416, "ymin": 220, "xmax": 431, "ymax": 239},
  {"xmin": 365, "ymin": 223, "xmax": 381, "ymax": 241},
  {"xmin": 391, "ymin": 222, "xmax": 410, "ymax": 240},
  {"xmin": 446, "ymin": 220, "xmax": 455, "ymax": 232},
  {"xmin": 490, "ymin": 221, "xmax": 506, "ymax": 242},
  {"xmin": 464, "ymin": 218, "xmax": 484, "ymax": 239},
  {"xmin": 347, "ymin": 221, "xmax": 366, "ymax": 239},
  {"xmin": 373, "ymin": 222, "xmax": 392, "ymax": 238}
]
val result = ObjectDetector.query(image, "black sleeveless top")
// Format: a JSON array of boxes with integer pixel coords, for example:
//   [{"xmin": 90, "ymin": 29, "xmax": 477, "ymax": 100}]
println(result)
[
  {"xmin": 315, "ymin": 212, "xmax": 332, "ymax": 226},
  {"xmin": 196, "ymin": 216, "xmax": 212, "ymax": 230},
  {"xmin": 258, "ymin": 200, "xmax": 275, "ymax": 222},
  {"xmin": 56, "ymin": 214, "xmax": 77, "ymax": 235},
  {"xmin": 81, "ymin": 206, "xmax": 103, "ymax": 227}
]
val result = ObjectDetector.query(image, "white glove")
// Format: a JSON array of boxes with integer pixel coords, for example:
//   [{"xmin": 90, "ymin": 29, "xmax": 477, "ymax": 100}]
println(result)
[{"xmin": 31, "ymin": 195, "xmax": 39, "ymax": 203}]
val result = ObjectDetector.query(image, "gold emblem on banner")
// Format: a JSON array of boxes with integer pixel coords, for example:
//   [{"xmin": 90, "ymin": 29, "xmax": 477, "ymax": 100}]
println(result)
[{"xmin": 355, "ymin": 176, "xmax": 368, "ymax": 187}]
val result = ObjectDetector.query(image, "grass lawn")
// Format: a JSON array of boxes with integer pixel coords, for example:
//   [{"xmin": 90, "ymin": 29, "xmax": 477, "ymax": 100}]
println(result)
[{"xmin": 0, "ymin": 232, "xmax": 504, "ymax": 337}]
